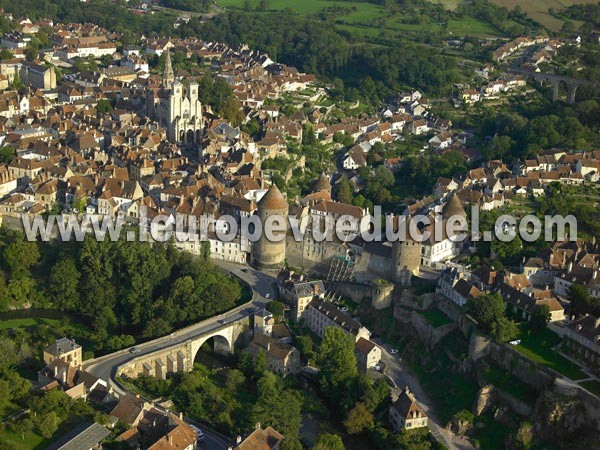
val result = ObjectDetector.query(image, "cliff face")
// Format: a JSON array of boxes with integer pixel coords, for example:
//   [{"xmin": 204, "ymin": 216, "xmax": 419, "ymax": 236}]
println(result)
[{"xmin": 531, "ymin": 390, "xmax": 600, "ymax": 446}]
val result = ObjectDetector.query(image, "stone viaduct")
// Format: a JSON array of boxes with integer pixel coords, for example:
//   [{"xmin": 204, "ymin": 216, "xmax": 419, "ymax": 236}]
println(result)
[
  {"xmin": 116, "ymin": 319, "xmax": 248, "ymax": 380},
  {"xmin": 507, "ymin": 67, "xmax": 597, "ymax": 104}
]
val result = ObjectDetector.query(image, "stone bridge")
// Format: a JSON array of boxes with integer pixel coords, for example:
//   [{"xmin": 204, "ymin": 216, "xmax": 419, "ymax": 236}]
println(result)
[
  {"xmin": 116, "ymin": 319, "xmax": 248, "ymax": 380},
  {"xmin": 507, "ymin": 68, "xmax": 597, "ymax": 104}
]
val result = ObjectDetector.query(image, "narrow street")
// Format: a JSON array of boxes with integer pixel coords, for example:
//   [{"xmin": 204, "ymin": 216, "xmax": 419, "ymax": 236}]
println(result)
[{"xmin": 376, "ymin": 341, "xmax": 476, "ymax": 450}]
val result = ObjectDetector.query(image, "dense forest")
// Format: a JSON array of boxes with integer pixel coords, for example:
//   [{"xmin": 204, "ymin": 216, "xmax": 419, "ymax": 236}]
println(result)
[{"xmin": 0, "ymin": 230, "xmax": 245, "ymax": 353}]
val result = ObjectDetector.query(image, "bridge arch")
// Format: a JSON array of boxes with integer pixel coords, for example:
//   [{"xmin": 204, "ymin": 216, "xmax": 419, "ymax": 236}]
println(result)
[{"xmin": 190, "ymin": 327, "xmax": 233, "ymax": 360}]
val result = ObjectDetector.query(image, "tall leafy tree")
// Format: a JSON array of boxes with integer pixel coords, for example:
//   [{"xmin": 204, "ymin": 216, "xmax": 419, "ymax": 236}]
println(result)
[
  {"xmin": 318, "ymin": 327, "xmax": 357, "ymax": 395},
  {"xmin": 48, "ymin": 257, "xmax": 81, "ymax": 310}
]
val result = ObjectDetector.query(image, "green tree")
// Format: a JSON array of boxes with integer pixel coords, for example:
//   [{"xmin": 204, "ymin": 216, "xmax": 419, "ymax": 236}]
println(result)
[
  {"xmin": 318, "ymin": 327, "xmax": 357, "ymax": 395},
  {"xmin": 10, "ymin": 418, "xmax": 33, "ymax": 440},
  {"xmin": 3, "ymin": 237, "xmax": 40, "ymax": 279},
  {"xmin": 35, "ymin": 411, "xmax": 60, "ymax": 438},
  {"xmin": 313, "ymin": 433, "xmax": 345, "ymax": 450},
  {"xmin": 280, "ymin": 438, "xmax": 303, "ymax": 450},
  {"xmin": 0, "ymin": 145, "xmax": 16, "ymax": 163},
  {"xmin": 490, "ymin": 316, "xmax": 518, "ymax": 342},
  {"xmin": 336, "ymin": 175, "xmax": 353, "ymax": 205},
  {"xmin": 531, "ymin": 304, "xmax": 550, "ymax": 332},
  {"xmin": 251, "ymin": 372, "xmax": 302, "ymax": 438},
  {"xmin": 295, "ymin": 335, "xmax": 314, "ymax": 361},
  {"xmin": 266, "ymin": 301, "xmax": 285, "ymax": 321},
  {"xmin": 105, "ymin": 334, "xmax": 136, "ymax": 352},
  {"xmin": 344, "ymin": 402, "xmax": 374, "ymax": 434},
  {"xmin": 225, "ymin": 369, "xmax": 246, "ymax": 392},
  {"xmin": 569, "ymin": 284, "xmax": 598, "ymax": 315},
  {"xmin": 253, "ymin": 349, "xmax": 268, "ymax": 377},
  {"xmin": 0, "ymin": 49, "xmax": 13, "ymax": 59},
  {"xmin": 49, "ymin": 257, "xmax": 81, "ymax": 310},
  {"xmin": 467, "ymin": 293, "xmax": 518, "ymax": 342},
  {"xmin": 96, "ymin": 99, "xmax": 113, "ymax": 114}
]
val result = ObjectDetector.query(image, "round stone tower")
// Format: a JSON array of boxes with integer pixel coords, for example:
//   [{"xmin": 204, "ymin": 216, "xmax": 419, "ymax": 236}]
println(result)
[
  {"xmin": 392, "ymin": 238, "xmax": 422, "ymax": 278},
  {"xmin": 441, "ymin": 193, "xmax": 467, "ymax": 221},
  {"xmin": 371, "ymin": 279, "xmax": 394, "ymax": 310},
  {"xmin": 253, "ymin": 183, "xmax": 289, "ymax": 270},
  {"xmin": 313, "ymin": 173, "xmax": 331, "ymax": 194},
  {"xmin": 391, "ymin": 215, "xmax": 422, "ymax": 279}
]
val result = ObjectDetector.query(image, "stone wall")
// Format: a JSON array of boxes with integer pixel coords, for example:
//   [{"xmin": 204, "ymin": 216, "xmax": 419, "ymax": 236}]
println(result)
[
  {"xmin": 487, "ymin": 342, "xmax": 555, "ymax": 390},
  {"xmin": 285, "ymin": 237, "xmax": 347, "ymax": 271},
  {"xmin": 497, "ymin": 389, "xmax": 534, "ymax": 416},
  {"xmin": 330, "ymin": 282, "xmax": 372, "ymax": 304},
  {"xmin": 410, "ymin": 310, "xmax": 457, "ymax": 349},
  {"xmin": 435, "ymin": 294, "xmax": 462, "ymax": 321}
]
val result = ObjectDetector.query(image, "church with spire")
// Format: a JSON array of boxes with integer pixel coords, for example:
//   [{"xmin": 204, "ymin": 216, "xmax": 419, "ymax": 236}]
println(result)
[{"xmin": 146, "ymin": 48, "xmax": 204, "ymax": 145}]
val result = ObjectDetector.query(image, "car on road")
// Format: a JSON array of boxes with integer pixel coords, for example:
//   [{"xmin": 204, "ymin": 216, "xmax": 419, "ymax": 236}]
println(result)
[
  {"xmin": 241, "ymin": 268, "xmax": 248, "ymax": 273},
  {"xmin": 372, "ymin": 364, "xmax": 382, "ymax": 372},
  {"xmin": 189, "ymin": 425, "xmax": 205, "ymax": 442},
  {"xmin": 219, "ymin": 319, "xmax": 229, "ymax": 325},
  {"xmin": 390, "ymin": 348, "xmax": 399, "ymax": 354},
  {"xmin": 384, "ymin": 374, "xmax": 398, "ymax": 389},
  {"xmin": 129, "ymin": 347, "xmax": 139, "ymax": 354},
  {"xmin": 340, "ymin": 307, "xmax": 349, "ymax": 312},
  {"xmin": 265, "ymin": 293, "xmax": 271, "ymax": 299}
]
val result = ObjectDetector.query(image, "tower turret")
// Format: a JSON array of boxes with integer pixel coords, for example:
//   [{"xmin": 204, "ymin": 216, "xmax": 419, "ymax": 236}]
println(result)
[
  {"xmin": 163, "ymin": 47, "xmax": 175, "ymax": 87},
  {"xmin": 253, "ymin": 184, "xmax": 289, "ymax": 269}
]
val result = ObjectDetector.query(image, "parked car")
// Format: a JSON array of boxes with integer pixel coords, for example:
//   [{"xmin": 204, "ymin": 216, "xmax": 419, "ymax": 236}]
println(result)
[
  {"xmin": 390, "ymin": 348, "xmax": 399, "ymax": 354},
  {"xmin": 129, "ymin": 347, "xmax": 139, "ymax": 354}
]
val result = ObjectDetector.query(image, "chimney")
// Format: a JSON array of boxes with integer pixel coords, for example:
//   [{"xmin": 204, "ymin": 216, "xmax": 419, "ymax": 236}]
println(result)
[
  {"xmin": 568, "ymin": 262, "xmax": 573, "ymax": 273},
  {"xmin": 179, "ymin": 412, "xmax": 183, "ymax": 420}
]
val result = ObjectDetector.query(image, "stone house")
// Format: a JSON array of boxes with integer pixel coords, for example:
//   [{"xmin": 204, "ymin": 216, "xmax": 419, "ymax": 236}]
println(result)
[
  {"xmin": 355, "ymin": 337, "xmax": 382, "ymax": 373},
  {"xmin": 389, "ymin": 387, "xmax": 428, "ymax": 432}
]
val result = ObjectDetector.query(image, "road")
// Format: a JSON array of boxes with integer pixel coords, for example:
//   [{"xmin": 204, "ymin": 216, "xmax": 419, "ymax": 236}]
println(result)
[
  {"xmin": 83, "ymin": 261, "xmax": 276, "ymax": 450},
  {"xmin": 376, "ymin": 341, "xmax": 476, "ymax": 450}
]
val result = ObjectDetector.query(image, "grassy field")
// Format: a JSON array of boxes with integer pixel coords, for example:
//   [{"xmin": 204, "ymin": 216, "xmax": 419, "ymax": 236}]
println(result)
[
  {"xmin": 0, "ymin": 429, "xmax": 51, "ymax": 450},
  {"xmin": 0, "ymin": 317, "xmax": 62, "ymax": 331},
  {"xmin": 515, "ymin": 326, "xmax": 587, "ymax": 381},
  {"xmin": 420, "ymin": 308, "xmax": 454, "ymax": 328},
  {"xmin": 482, "ymin": 362, "xmax": 539, "ymax": 403},
  {"xmin": 218, "ymin": 0, "xmax": 508, "ymax": 38},
  {"xmin": 491, "ymin": 0, "xmax": 596, "ymax": 31},
  {"xmin": 218, "ymin": 0, "xmax": 383, "ymax": 16}
]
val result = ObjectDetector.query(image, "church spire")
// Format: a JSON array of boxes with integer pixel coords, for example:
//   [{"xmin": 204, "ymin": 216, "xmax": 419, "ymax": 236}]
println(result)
[{"xmin": 163, "ymin": 47, "xmax": 174, "ymax": 87}]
